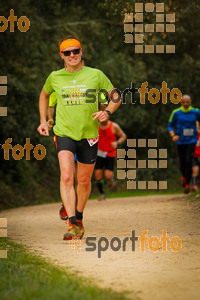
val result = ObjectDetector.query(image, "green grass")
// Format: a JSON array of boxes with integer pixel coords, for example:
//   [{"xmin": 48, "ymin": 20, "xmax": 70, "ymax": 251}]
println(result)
[
  {"xmin": 186, "ymin": 191, "xmax": 200, "ymax": 203},
  {"xmin": 89, "ymin": 188, "xmax": 183, "ymax": 200},
  {"xmin": 0, "ymin": 238, "xmax": 132, "ymax": 300}
]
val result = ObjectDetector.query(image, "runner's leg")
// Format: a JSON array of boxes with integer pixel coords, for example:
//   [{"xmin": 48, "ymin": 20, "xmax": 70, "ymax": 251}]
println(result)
[
  {"xmin": 185, "ymin": 143, "xmax": 196, "ymax": 185},
  {"xmin": 192, "ymin": 158, "xmax": 199, "ymax": 187},
  {"xmin": 95, "ymin": 156, "xmax": 105, "ymax": 198},
  {"xmin": 177, "ymin": 144, "xmax": 187, "ymax": 179},
  {"xmin": 74, "ymin": 163, "xmax": 78, "ymax": 207},
  {"xmin": 76, "ymin": 161, "xmax": 95, "ymax": 212},
  {"xmin": 58, "ymin": 150, "xmax": 76, "ymax": 218},
  {"xmin": 95, "ymin": 169, "xmax": 103, "ymax": 181},
  {"xmin": 105, "ymin": 157, "xmax": 115, "ymax": 189},
  {"xmin": 95, "ymin": 169, "xmax": 104, "ymax": 193},
  {"xmin": 104, "ymin": 170, "xmax": 113, "ymax": 181}
]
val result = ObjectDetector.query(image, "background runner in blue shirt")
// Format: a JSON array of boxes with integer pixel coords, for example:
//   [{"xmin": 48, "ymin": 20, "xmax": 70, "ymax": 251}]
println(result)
[{"xmin": 168, "ymin": 95, "xmax": 200, "ymax": 194}]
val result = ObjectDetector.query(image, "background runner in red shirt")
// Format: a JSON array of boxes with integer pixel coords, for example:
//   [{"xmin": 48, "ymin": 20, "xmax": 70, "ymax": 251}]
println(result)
[{"xmin": 95, "ymin": 108, "xmax": 126, "ymax": 201}]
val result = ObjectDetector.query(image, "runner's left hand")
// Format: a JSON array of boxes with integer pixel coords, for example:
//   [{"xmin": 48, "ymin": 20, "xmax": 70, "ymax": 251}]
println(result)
[
  {"xmin": 47, "ymin": 119, "xmax": 54, "ymax": 131},
  {"xmin": 111, "ymin": 141, "xmax": 118, "ymax": 149}
]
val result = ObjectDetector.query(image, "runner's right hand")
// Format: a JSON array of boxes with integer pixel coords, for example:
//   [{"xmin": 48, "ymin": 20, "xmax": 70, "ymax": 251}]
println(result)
[
  {"xmin": 37, "ymin": 122, "xmax": 49, "ymax": 136},
  {"xmin": 172, "ymin": 135, "xmax": 179, "ymax": 142},
  {"xmin": 92, "ymin": 110, "xmax": 109, "ymax": 122}
]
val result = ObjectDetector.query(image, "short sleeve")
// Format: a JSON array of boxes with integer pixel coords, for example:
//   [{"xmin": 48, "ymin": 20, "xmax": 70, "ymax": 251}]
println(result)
[
  {"xmin": 43, "ymin": 72, "xmax": 55, "ymax": 95},
  {"xmin": 49, "ymin": 92, "xmax": 57, "ymax": 107},
  {"xmin": 98, "ymin": 70, "xmax": 114, "ymax": 103}
]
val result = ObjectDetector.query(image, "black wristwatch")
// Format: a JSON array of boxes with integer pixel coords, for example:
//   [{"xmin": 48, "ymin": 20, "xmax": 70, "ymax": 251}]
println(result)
[{"xmin": 105, "ymin": 110, "xmax": 111, "ymax": 117}]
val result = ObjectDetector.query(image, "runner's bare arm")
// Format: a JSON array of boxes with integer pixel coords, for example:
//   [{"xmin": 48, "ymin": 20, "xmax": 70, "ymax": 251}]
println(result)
[
  {"xmin": 47, "ymin": 106, "xmax": 55, "ymax": 131},
  {"xmin": 114, "ymin": 123, "xmax": 127, "ymax": 144},
  {"xmin": 93, "ymin": 88, "xmax": 121, "ymax": 122},
  {"xmin": 169, "ymin": 130, "xmax": 179, "ymax": 142},
  {"xmin": 111, "ymin": 123, "xmax": 127, "ymax": 149},
  {"xmin": 37, "ymin": 88, "xmax": 50, "ymax": 136}
]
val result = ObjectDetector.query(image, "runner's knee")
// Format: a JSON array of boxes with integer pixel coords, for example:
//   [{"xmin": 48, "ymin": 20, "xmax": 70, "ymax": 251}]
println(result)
[
  {"xmin": 61, "ymin": 172, "xmax": 73, "ymax": 186},
  {"xmin": 95, "ymin": 170, "xmax": 102, "ymax": 181},
  {"xmin": 78, "ymin": 176, "xmax": 91, "ymax": 189},
  {"xmin": 104, "ymin": 170, "xmax": 113, "ymax": 179}
]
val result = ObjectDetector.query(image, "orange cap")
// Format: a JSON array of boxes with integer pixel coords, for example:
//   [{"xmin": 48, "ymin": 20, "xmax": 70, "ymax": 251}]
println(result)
[{"xmin": 59, "ymin": 39, "xmax": 81, "ymax": 52}]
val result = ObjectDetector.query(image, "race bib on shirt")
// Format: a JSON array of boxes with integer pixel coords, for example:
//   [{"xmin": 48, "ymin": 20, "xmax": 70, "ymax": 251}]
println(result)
[
  {"xmin": 87, "ymin": 136, "xmax": 99, "ymax": 147},
  {"xmin": 183, "ymin": 129, "xmax": 194, "ymax": 136},
  {"xmin": 97, "ymin": 149, "xmax": 107, "ymax": 158}
]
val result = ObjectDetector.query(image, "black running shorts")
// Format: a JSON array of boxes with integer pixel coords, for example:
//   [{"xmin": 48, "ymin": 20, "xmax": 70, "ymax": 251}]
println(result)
[
  {"xmin": 95, "ymin": 156, "xmax": 115, "ymax": 171},
  {"xmin": 55, "ymin": 135, "xmax": 98, "ymax": 164},
  {"xmin": 192, "ymin": 157, "xmax": 200, "ymax": 167}
]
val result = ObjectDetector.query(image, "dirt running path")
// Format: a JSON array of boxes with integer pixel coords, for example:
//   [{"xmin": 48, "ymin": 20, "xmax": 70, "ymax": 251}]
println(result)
[{"xmin": 1, "ymin": 195, "xmax": 200, "ymax": 300}]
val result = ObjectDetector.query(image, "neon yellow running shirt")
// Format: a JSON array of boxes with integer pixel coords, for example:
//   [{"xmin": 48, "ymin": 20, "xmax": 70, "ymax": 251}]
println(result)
[
  {"xmin": 49, "ymin": 91, "xmax": 108, "ymax": 107},
  {"xmin": 44, "ymin": 66, "xmax": 113, "ymax": 141},
  {"xmin": 49, "ymin": 92, "xmax": 57, "ymax": 107}
]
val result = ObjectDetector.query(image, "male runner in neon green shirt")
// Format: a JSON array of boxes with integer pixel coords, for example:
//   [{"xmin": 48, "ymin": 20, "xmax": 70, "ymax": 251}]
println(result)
[{"xmin": 37, "ymin": 36, "xmax": 121, "ymax": 240}]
